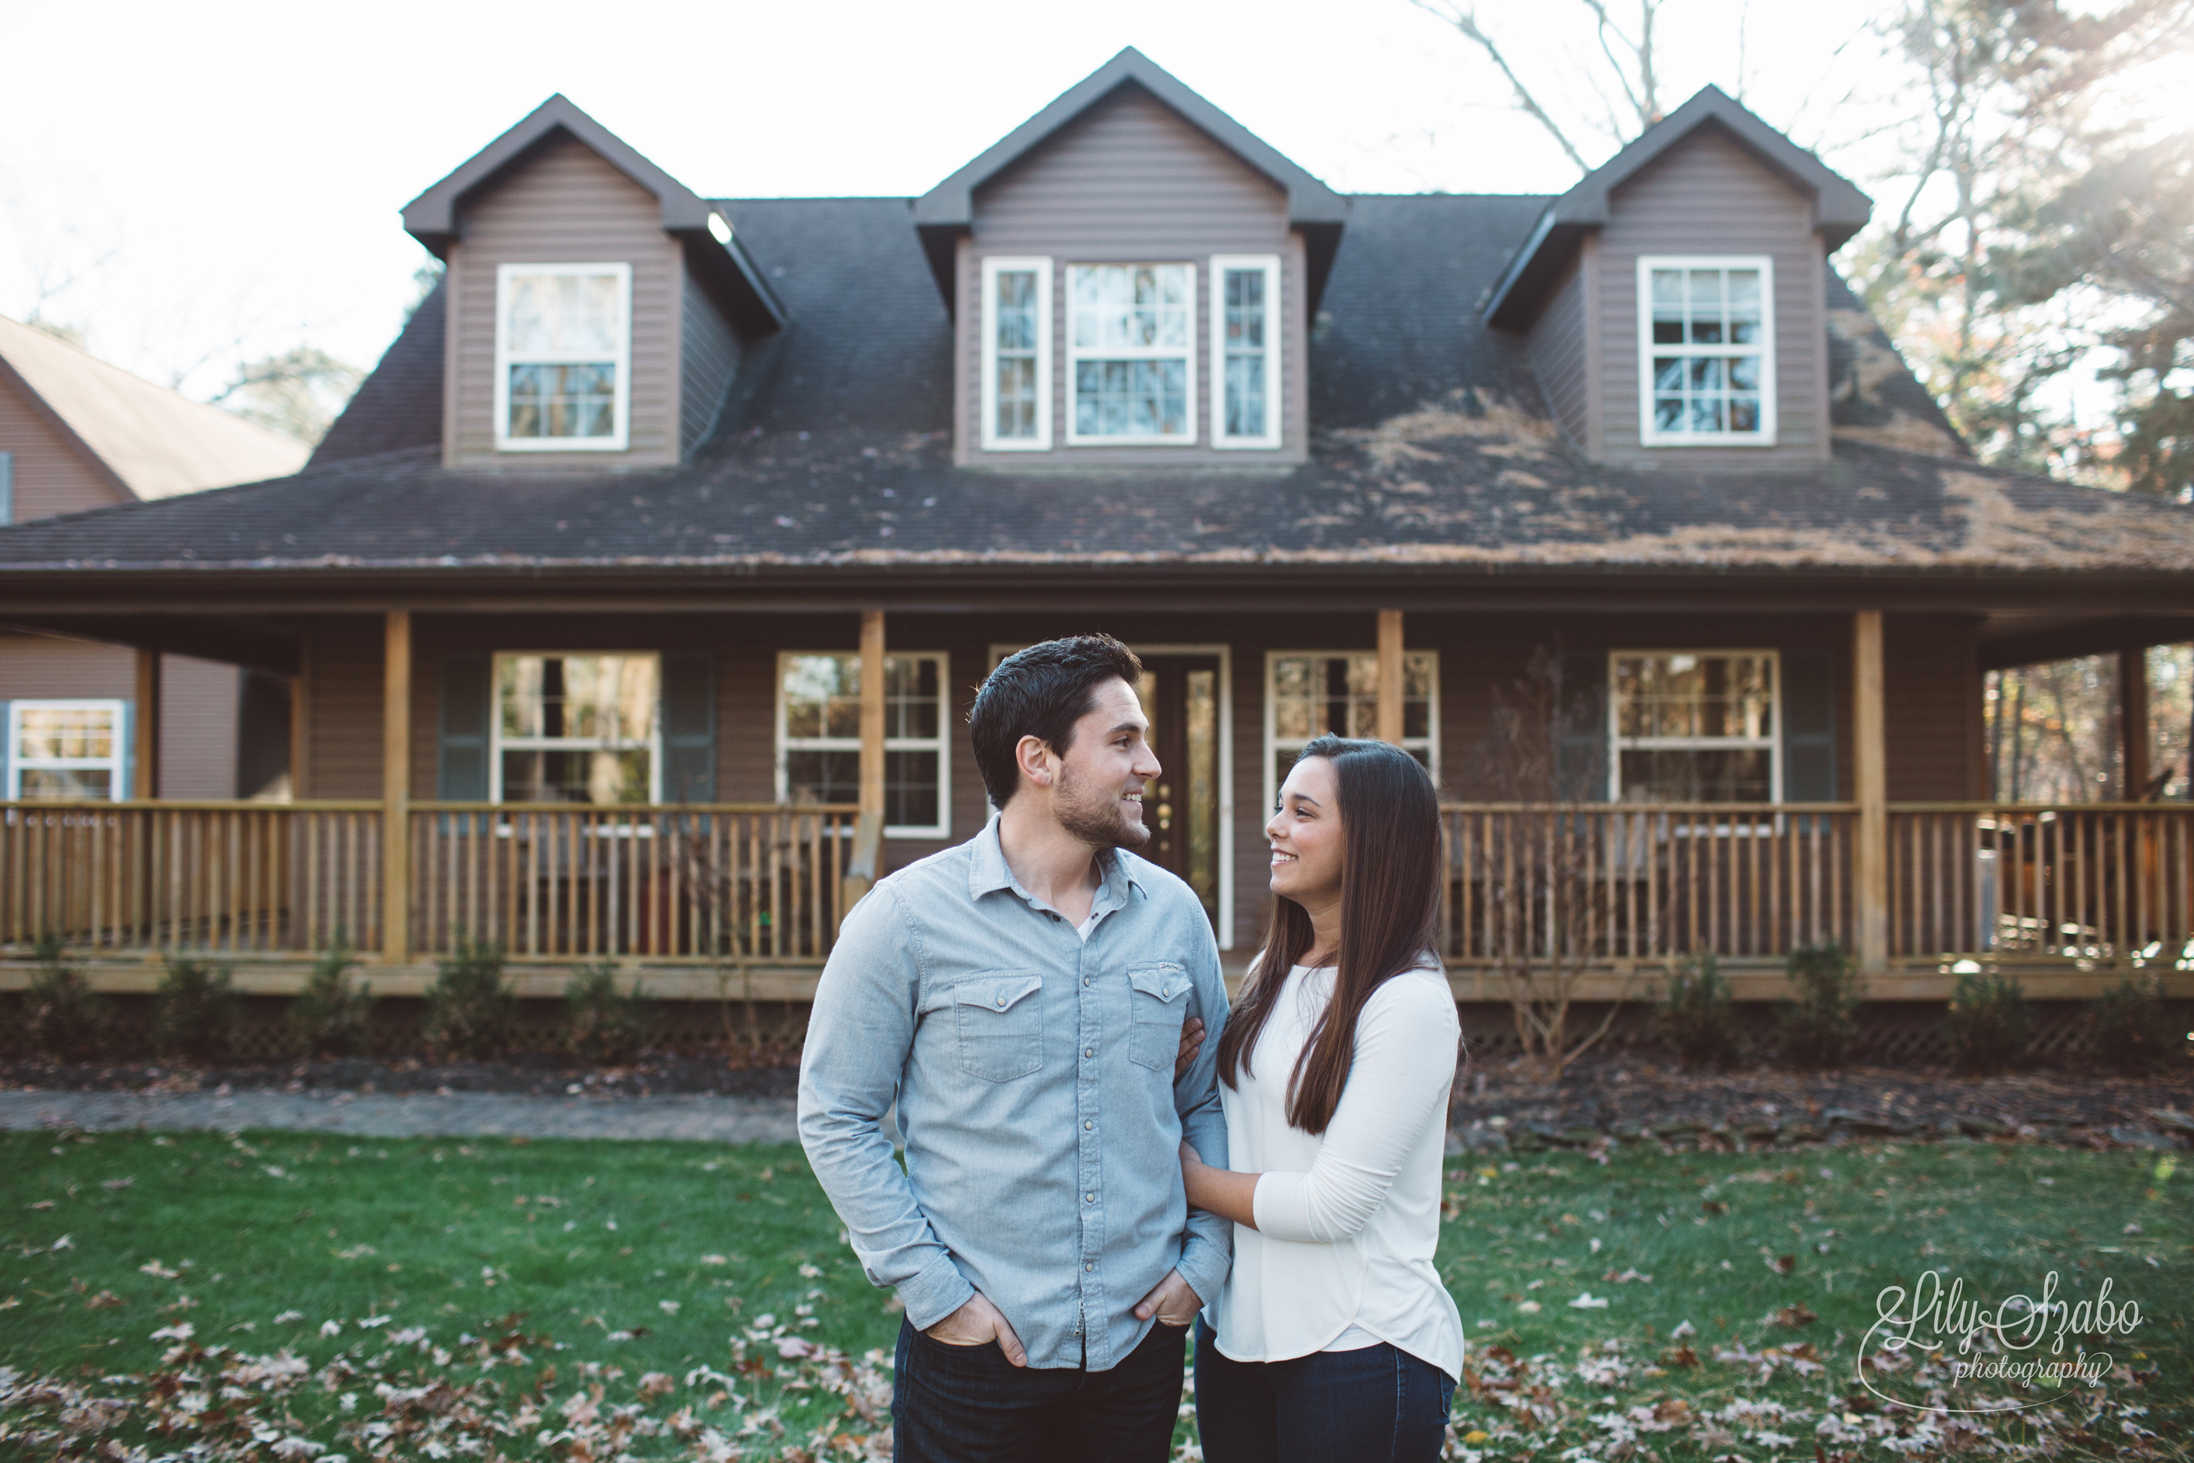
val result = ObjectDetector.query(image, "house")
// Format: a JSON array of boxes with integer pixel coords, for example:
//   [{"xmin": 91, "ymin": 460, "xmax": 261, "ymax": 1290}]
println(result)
[
  {"xmin": 3, "ymin": 50, "xmax": 2189, "ymax": 1018},
  {"xmin": 0, "ymin": 314, "xmax": 309, "ymax": 803}
]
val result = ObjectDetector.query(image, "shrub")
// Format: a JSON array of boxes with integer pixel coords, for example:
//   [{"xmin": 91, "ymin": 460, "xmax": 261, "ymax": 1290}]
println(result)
[
  {"xmin": 2087, "ymin": 975, "xmax": 2171, "ymax": 1073},
  {"xmin": 1944, "ymin": 972, "xmax": 2031, "ymax": 1073},
  {"xmin": 1655, "ymin": 953, "xmax": 1741, "ymax": 1068},
  {"xmin": 562, "ymin": 962, "xmax": 657, "ymax": 1065},
  {"xmin": 286, "ymin": 939, "xmax": 375, "ymax": 1057},
  {"xmin": 1776, "ymin": 942, "xmax": 1863, "ymax": 1068},
  {"xmin": 152, "ymin": 957, "xmax": 239, "ymax": 1062},
  {"xmin": 423, "ymin": 937, "xmax": 514, "ymax": 1059},
  {"xmin": 22, "ymin": 934, "xmax": 109, "ymax": 1060}
]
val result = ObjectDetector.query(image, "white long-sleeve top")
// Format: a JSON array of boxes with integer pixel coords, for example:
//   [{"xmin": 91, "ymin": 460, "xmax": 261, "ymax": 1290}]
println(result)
[{"xmin": 1211, "ymin": 962, "xmax": 1464, "ymax": 1379}]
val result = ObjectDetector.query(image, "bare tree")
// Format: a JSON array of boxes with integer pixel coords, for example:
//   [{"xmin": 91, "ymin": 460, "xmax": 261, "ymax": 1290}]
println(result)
[
  {"xmin": 1476, "ymin": 646, "xmax": 1640, "ymax": 1084},
  {"xmin": 208, "ymin": 346, "xmax": 364, "ymax": 446},
  {"xmin": 1405, "ymin": 0, "xmax": 1670, "ymax": 174}
]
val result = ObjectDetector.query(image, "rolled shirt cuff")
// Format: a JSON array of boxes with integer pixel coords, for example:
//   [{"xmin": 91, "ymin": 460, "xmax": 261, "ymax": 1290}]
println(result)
[
  {"xmin": 1249, "ymin": 1170, "xmax": 1318, "ymax": 1244},
  {"xmin": 1174, "ymin": 1233, "xmax": 1230, "ymax": 1315},
  {"xmin": 895, "ymin": 1251, "xmax": 977, "ymax": 1333}
]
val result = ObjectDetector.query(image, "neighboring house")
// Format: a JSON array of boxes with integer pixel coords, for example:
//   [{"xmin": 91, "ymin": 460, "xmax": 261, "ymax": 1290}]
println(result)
[
  {"xmin": 0, "ymin": 315, "xmax": 309, "ymax": 801},
  {"xmin": 2, "ymin": 50, "xmax": 2189, "ymax": 1011}
]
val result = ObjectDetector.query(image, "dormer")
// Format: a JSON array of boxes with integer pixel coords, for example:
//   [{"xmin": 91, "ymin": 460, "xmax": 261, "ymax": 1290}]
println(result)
[
  {"xmin": 1485, "ymin": 86, "xmax": 1872, "ymax": 467},
  {"xmin": 401, "ymin": 96, "xmax": 784, "ymax": 470},
  {"xmin": 915, "ymin": 49, "xmax": 1347, "ymax": 467}
]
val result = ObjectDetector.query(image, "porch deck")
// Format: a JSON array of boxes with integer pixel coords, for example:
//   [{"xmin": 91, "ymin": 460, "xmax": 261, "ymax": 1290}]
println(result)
[{"xmin": 6, "ymin": 799, "xmax": 2192, "ymax": 1003}]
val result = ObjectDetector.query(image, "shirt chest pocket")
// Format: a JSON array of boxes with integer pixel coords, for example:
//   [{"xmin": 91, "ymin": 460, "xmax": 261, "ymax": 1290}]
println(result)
[
  {"xmin": 1126, "ymin": 962, "xmax": 1192, "ymax": 1072},
  {"xmin": 952, "ymin": 973, "xmax": 1046, "ymax": 1082}
]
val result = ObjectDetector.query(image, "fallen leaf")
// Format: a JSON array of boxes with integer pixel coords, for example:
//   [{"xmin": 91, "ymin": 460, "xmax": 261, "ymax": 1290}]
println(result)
[
  {"xmin": 1568, "ymin": 1292, "xmax": 1610, "ymax": 1309},
  {"xmin": 1516, "ymin": 1300, "xmax": 1542, "ymax": 1314},
  {"xmin": 101, "ymin": 1177, "xmax": 134, "ymax": 1191},
  {"xmin": 700, "ymin": 1254, "xmax": 729, "ymax": 1266},
  {"xmin": 139, "ymin": 1261, "xmax": 180, "ymax": 1279},
  {"xmin": 149, "ymin": 1322, "xmax": 194, "ymax": 1342},
  {"xmin": 1771, "ymin": 1303, "xmax": 1819, "ymax": 1328},
  {"xmin": 658, "ymin": 1300, "xmax": 681, "ymax": 1315},
  {"xmin": 84, "ymin": 1290, "xmax": 125, "ymax": 1309},
  {"xmin": 1767, "ymin": 1254, "xmax": 1797, "ymax": 1276}
]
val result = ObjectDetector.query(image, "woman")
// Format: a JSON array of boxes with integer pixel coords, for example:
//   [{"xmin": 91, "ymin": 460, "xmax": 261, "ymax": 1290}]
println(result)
[{"xmin": 1181, "ymin": 734, "xmax": 1463, "ymax": 1463}]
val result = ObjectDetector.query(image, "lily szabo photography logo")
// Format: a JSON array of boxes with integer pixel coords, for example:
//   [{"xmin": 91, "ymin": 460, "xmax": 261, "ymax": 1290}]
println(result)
[{"xmin": 1860, "ymin": 1268, "xmax": 2145, "ymax": 1413}]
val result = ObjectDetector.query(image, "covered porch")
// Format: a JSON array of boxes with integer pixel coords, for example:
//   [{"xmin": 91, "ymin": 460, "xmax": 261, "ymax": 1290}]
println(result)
[{"xmin": 7, "ymin": 595, "xmax": 2194, "ymax": 1008}]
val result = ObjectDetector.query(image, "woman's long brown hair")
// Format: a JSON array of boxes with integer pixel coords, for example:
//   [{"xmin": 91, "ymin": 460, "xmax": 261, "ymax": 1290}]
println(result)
[{"xmin": 1215, "ymin": 734, "xmax": 1443, "ymax": 1135}]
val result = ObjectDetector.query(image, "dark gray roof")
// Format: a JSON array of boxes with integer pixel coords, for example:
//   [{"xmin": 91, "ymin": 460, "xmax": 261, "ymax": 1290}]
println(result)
[
  {"xmin": 10, "ymin": 189, "xmax": 2186, "ymax": 590},
  {"xmin": 1485, "ymin": 85, "xmax": 1874, "ymax": 330}
]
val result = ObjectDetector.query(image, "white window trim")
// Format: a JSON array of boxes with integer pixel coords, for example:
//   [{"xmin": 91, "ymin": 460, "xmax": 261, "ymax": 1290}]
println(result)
[
  {"xmin": 8, "ymin": 698, "xmax": 126, "ymax": 802},
  {"xmin": 1635, "ymin": 254, "xmax": 1776, "ymax": 448},
  {"xmin": 1262, "ymin": 651, "xmax": 1441, "ymax": 820},
  {"xmin": 775, "ymin": 650, "xmax": 952, "ymax": 840},
  {"xmin": 1210, "ymin": 254, "xmax": 1282, "ymax": 449},
  {"xmin": 1606, "ymin": 649, "xmax": 1782, "ymax": 803},
  {"xmin": 1065, "ymin": 262, "xmax": 1199, "ymax": 447},
  {"xmin": 493, "ymin": 262, "xmax": 633, "ymax": 452},
  {"xmin": 488, "ymin": 651, "xmax": 663, "ymax": 804},
  {"xmin": 978, "ymin": 256, "xmax": 1053, "ymax": 452},
  {"xmin": 989, "ymin": 641, "xmax": 1235, "ymax": 949}
]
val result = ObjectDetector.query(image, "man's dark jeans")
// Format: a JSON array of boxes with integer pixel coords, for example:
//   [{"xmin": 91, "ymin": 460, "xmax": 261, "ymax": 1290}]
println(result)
[
  {"xmin": 891, "ymin": 1316, "xmax": 1186, "ymax": 1462},
  {"xmin": 1191, "ymin": 1320, "xmax": 1455, "ymax": 1463}
]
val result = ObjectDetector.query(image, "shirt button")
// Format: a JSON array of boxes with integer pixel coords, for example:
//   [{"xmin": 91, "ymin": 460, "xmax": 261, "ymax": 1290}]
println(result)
[
  {"xmin": 1082, "ymin": 976, "xmax": 1090, "ymax": 986},
  {"xmin": 996, "ymin": 994, "xmax": 1007, "ymax": 1006},
  {"xmin": 1084, "ymin": 1120, "xmax": 1094, "ymax": 1130},
  {"xmin": 1085, "ymin": 1192, "xmax": 1095, "ymax": 1202},
  {"xmin": 1084, "ymin": 1261, "xmax": 1095, "ymax": 1272},
  {"xmin": 1084, "ymin": 1048, "xmax": 1094, "ymax": 1058}
]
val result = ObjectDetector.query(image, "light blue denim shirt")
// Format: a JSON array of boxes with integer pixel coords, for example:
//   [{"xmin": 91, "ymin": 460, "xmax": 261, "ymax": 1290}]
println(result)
[{"xmin": 797, "ymin": 817, "xmax": 1232, "ymax": 1371}]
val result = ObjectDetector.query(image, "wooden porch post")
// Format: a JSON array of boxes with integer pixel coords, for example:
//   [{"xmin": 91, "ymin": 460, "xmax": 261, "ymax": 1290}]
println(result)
[
  {"xmin": 132, "ymin": 650, "xmax": 160, "ymax": 799},
  {"xmin": 1854, "ymin": 611, "xmax": 1888, "ymax": 972},
  {"xmin": 1376, "ymin": 609, "xmax": 1405, "ymax": 745},
  {"xmin": 2120, "ymin": 646, "xmax": 2150, "ymax": 799},
  {"xmin": 382, "ymin": 611, "xmax": 411, "ymax": 964},
  {"xmin": 290, "ymin": 638, "xmax": 312, "ymax": 800},
  {"xmin": 840, "ymin": 610, "xmax": 887, "ymax": 922}
]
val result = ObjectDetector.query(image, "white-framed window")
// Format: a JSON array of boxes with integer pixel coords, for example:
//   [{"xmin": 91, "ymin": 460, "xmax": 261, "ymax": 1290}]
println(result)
[
  {"xmin": 1263, "ymin": 651, "xmax": 1439, "ymax": 812},
  {"xmin": 8, "ymin": 699, "xmax": 125, "ymax": 801},
  {"xmin": 494, "ymin": 263, "xmax": 632, "ymax": 451},
  {"xmin": 1211, "ymin": 255, "xmax": 1281, "ymax": 448},
  {"xmin": 1067, "ymin": 263, "xmax": 1196, "ymax": 445},
  {"xmin": 491, "ymin": 653, "xmax": 660, "ymax": 804},
  {"xmin": 776, "ymin": 651, "xmax": 951, "ymax": 838},
  {"xmin": 1609, "ymin": 651, "xmax": 1780, "ymax": 802},
  {"xmin": 1636, "ymin": 256, "xmax": 1775, "ymax": 446},
  {"xmin": 979, "ymin": 256, "xmax": 1053, "ymax": 450}
]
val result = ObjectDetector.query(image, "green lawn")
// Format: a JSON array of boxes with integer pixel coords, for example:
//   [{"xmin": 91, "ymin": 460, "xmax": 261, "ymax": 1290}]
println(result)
[{"xmin": 2, "ymin": 1129, "xmax": 2187, "ymax": 1461}]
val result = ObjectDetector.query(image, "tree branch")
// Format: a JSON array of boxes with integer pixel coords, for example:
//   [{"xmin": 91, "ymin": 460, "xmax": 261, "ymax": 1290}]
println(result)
[{"xmin": 1407, "ymin": 0, "xmax": 1594, "ymax": 172}]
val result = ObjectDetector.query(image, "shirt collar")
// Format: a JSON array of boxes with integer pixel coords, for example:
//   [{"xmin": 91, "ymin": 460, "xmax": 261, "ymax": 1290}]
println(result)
[{"xmin": 968, "ymin": 815, "xmax": 1148, "ymax": 909}]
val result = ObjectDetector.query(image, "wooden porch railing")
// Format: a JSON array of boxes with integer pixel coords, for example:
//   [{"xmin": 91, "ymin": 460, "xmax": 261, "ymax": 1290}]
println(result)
[
  {"xmin": 0, "ymin": 801, "xmax": 383, "ymax": 954},
  {"xmin": 1438, "ymin": 804, "xmax": 1857, "ymax": 968},
  {"xmin": 1889, "ymin": 804, "xmax": 2194, "ymax": 968},
  {"xmin": 407, "ymin": 804, "xmax": 857, "ymax": 962}
]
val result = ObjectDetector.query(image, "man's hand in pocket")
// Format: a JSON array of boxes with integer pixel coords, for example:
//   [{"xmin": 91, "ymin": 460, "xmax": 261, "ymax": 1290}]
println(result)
[{"xmin": 924, "ymin": 1292, "xmax": 1028, "ymax": 1366}]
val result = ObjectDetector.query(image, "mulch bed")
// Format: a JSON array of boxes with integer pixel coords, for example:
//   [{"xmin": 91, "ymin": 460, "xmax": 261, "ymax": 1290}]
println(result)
[
  {"xmin": 1451, "ymin": 1050, "xmax": 2194, "ymax": 1153},
  {"xmin": 0, "ymin": 1050, "xmax": 800, "ymax": 1100}
]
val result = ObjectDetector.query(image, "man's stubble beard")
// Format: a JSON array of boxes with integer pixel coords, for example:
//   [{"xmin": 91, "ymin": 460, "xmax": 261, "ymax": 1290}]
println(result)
[{"xmin": 1053, "ymin": 758, "xmax": 1150, "ymax": 851}]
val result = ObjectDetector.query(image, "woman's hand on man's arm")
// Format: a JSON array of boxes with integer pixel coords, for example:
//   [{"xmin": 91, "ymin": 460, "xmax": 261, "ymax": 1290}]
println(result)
[{"xmin": 1179, "ymin": 1139, "xmax": 1262, "ymax": 1229}]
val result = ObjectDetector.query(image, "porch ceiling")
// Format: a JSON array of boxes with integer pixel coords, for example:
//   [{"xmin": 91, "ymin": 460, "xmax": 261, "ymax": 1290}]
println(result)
[
  {"xmin": 1977, "ymin": 612, "xmax": 2194, "ymax": 669},
  {"xmin": 0, "ymin": 612, "xmax": 300, "ymax": 674}
]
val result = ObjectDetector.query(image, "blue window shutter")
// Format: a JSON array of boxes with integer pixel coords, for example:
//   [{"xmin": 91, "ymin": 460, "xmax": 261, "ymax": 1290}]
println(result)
[
  {"xmin": 1783, "ymin": 650, "xmax": 1836, "ymax": 800},
  {"xmin": 439, "ymin": 656, "xmax": 492, "ymax": 800},
  {"xmin": 1554, "ymin": 649, "xmax": 1607, "ymax": 800},
  {"xmin": 0, "ymin": 452, "xmax": 14, "ymax": 524},
  {"xmin": 662, "ymin": 653, "xmax": 715, "ymax": 803},
  {"xmin": 0, "ymin": 699, "xmax": 11, "ymax": 797}
]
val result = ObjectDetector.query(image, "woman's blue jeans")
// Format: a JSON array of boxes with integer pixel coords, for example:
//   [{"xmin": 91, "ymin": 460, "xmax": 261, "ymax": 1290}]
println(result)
[{"xmin": 1192, "ymin": 1320, "xmax": 1455, "ymax": 1463}]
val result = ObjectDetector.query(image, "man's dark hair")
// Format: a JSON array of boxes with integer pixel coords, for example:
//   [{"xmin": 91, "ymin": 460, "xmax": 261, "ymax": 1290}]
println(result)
[{"xmin": 969, "ymin": 635, "xmax": 1145, "ymax": 808}]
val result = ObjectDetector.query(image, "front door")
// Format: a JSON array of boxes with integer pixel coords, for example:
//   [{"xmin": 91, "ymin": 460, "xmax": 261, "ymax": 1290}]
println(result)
[{"xmin": 1136, "ymin": 655, "xmax": 1222, "ymax": 929}]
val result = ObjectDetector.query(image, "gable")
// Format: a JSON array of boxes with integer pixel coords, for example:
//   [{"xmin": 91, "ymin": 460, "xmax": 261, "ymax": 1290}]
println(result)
[
  {"xmin": 1606, "ymin": 123, "xmax": 1813, "ymax": 233},
  {"xmin": 973, "ymin": 84, "xmax": 1287, "ymax": 249},
  {"xmin": 0, "ymin": 366, "xmax": 130, "ymax": 521}
]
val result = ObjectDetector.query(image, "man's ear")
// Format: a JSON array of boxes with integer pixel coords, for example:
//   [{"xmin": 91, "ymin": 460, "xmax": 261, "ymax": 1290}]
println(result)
[{"xmin": 1014, "ymin": 734, "xmax": 1054, "ymax": 793}]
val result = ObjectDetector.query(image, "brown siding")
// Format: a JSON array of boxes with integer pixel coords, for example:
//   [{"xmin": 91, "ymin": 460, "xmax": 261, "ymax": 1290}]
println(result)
[
  {"xmin": 0, "ymin": 633, "xmax": 134, "ymax": 699},
  {"xmin": 961, "ymin": 86, "xmax": 1304, "ymax": 467},
  {"xmin": 0, "ymin": 370, "xmax": 128, "ymax": 521},
  {"xmin": 1883, "ymin": 615, "xmax": 1981, "ymax": 800},
  {"xmin": 679, "ymin": 270, "xmax": 742, "ymax": 454},
  {"xmin": 158, "ymin": 654, "xmax": 239, "ymax": 799},
  {"xmin": 1526, "ymin": 255, "xmax": 1590, "ymax": 448},
  {"xmin": 1595, "ymin": 127, "xmax": 1828, "ymax": 467},
  {"xmin": 304, "ymin": 620, "xmax": 386, "ymax": 799},
  {"xmin": 443, "ymin": 135, "xmax": 681, "ymax": 469}
]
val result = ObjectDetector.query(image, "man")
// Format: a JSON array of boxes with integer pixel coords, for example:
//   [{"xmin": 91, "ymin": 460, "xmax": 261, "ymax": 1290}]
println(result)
[{"xmin": 799, "ymin": 634, "xmax": 1231, "ymax": 1463}]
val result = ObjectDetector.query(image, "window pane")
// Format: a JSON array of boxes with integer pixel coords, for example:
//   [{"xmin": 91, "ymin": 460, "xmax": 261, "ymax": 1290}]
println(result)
[
  {"xmin": 1074, "ymin": 359, "xmax": 1188, "ymax": 438},
  {"xmin": 1690, "ymin": 397, "xmax": 1724, "ymax": 433},
  {"xmin": 508, "ymin": 363, "xmax": 618, "ymax": 440},
  {"xmin": 1729, "ymin": 397, "xmax": 1760, "ymax": 432},
  {"xmin": 19, "ymin": 768, "xmax": 113, "ymax": 801},
  {"xmin": 507, "ymin": 272, "xmax": 621, "ymax": 356},
  {"xmin": 1619, "ymin": 748, "xmax": 1772, "ymax": 801},
  {"xmin": 787, "ymin": 749, "xmax": 860, "ymax": 805},
  {"xmin": 887, "ymin": 655, "xmax": 941, "ymax": 740},
  {"xmin": 18, "ymin": 706, "xmax": 116, "ymax": 760},
  {"xmin": 1728, "ymin": 269, "xmax": 1762, "ymax": 344},
  {"xmin": 1070, "ymin": 264, "xmax": 1190, "ymax": 350},
  {"xmin": 782, "ymin": 655, "xmax": 859, "ymax": 739},
  {"xmin": 994, "ymin": 270, "xmax": 1038, "ymax": 351},
  {"xmin": 886, "ymin": 748, "xmax": 939, "ymax": 828},
  {"xmin": 995, "ymin": 357, "xmax": 1037, "ymax": 440},
  {"xmin": 500, "ymin": 749, "xmax": 652, "ymax": 804},
  {"xmin": 1225, "ymin": 356, "xmax": 1266, "ymax": 438}
]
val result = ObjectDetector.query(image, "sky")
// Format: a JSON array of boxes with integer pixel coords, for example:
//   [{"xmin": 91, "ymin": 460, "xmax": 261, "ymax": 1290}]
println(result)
[{"xmin": 0, "ymin": 0, "xmax": 1975, "ymax": 406}]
